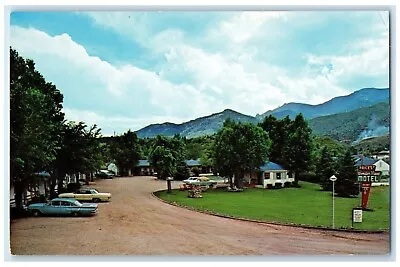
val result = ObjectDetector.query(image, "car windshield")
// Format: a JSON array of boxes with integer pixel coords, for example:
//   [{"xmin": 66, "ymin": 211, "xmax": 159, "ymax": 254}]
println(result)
[{"xmin": 91, "ymin": 189, "xmax": 99, "ymax": 194}]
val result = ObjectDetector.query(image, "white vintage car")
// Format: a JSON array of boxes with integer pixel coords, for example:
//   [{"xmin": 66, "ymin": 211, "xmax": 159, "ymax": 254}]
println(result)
[
  {"xmin": 182, "ymin": 177, "xmax": 200, "ymax": 184},
  {"xmin": 58, "ymin": 188, "xmax": 111, "ymax": 203},
  {"xmin": 183, "ymin": 177, "xmax": 217, "ymax": 186}
]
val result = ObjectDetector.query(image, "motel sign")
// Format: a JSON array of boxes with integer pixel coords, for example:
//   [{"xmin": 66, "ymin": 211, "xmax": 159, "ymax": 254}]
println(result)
[{"xmin": 357, "ymin": 165, "xmax": 381, "ymax": 209}]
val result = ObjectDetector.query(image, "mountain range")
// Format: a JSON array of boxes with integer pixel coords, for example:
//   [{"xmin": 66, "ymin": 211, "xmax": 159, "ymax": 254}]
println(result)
[
  {"xmin": 136, "ymin": 87, "xmax": 390, "ymax": 142},
  {"xmin": 256, "ymin": 87, "xmax": 389, "ymax": 119}
]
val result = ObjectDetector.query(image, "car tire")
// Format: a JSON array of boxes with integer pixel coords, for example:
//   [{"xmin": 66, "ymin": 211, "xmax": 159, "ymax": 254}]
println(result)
[
  {"xmin": 32, "ymin": 210, "xmax": 41, "ymax": 217},
  {"xmin": 92, "ymin": 198, "xmax": 100, "ymax": 203}
]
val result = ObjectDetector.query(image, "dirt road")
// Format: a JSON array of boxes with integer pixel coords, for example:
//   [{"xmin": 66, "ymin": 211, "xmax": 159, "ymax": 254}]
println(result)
[{"xmin": 9, "ymin": 176, "xmax": 390, "ymax": 256}]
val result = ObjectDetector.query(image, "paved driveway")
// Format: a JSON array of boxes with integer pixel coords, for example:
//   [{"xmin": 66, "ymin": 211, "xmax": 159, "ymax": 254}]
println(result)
[{"xmin": 9, "ymin": 176, "xmax": 390, "ymax": 256}]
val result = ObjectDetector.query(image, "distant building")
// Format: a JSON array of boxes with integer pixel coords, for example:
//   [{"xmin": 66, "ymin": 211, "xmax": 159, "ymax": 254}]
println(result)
[
  {"xmin": 107, "ymin": 163, "xmax": 118, "ymax": 175},
  {"xmin": 134, "ymin": 160, "xmax": 155, "ymax": 176},
  {"xmin": 353, "ymin": 155, "xmax": 390, "ymax": 176},
  {"xmin": 242, "ymin": 161, "xmax": 295, "ymax": 188},
  {"xmin": 371, "ymin": 150, "xmax": 390, "ymax": 161},
  {"xmin": 184, "ymin": 159, "xmax": 213, "ymax": 175}
]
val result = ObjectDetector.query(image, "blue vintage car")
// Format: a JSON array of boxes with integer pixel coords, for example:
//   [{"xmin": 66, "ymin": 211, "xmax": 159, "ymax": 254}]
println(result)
[{"xmin": 27, "ymin": 198, "xmax": 98, "ymax": 217}]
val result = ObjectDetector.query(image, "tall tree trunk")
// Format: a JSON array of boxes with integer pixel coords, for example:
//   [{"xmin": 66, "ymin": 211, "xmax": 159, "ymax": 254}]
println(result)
[
  {"xmin": 294, "ymin": 171, "xmax": 299, "ymax": 187},
  {"xmin": 57, "ymin": 178, "xmax": 64, "ymax": 194},
  {"xmin": 49, "ymin": 168, "xmax": 59, "ymax": 199},
  {"xmin": 234, "ymin": 172, "xmax": 241, "ymax": 188},
  {"xmin": 229, "ymin": 175, "xmax": 233, "ymax": 188},
  {"xmin": 14, "ymin": 180, "xmax": 24, "ymax": 211},
  {"xmin": 49, "ymin": 177, "xmax": 56, "ymax": 199},
  {"xmin": 56, "ymin": 171, "xmax": 66, "ymax": 195}
]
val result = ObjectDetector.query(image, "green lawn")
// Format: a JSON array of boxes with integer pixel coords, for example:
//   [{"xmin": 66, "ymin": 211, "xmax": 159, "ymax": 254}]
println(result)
[{"xmin": 155, "ymin": 182, "xmax": 390, "ymax": 231}]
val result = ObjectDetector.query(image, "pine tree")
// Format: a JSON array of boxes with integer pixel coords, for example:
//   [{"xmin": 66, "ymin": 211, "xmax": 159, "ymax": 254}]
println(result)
[
  {"xmin": 283, "ymin": 114, "xmax": 313, "ymax": 186},
  {"xmin": 259, "ymin": 115, "xmax": 291, "ymax": 166},
  {"xmin": 317, "ymin": 146, "xmax": 335, "ymax": 191},
  {"xmin": 336, "ymin": 149, "xmax": 359, "ymax": 197}
]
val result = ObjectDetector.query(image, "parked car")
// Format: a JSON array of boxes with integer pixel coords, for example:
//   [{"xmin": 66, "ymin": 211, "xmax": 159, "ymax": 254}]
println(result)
[
  {"xmin": 27, "ymin": 198, "xmax": 98, "ymax": 217},
  {"xmin": 183, "ymin": 177, "xmax": 216, "ymax": 186},
  {"xmin": 58, "ymin": 188, "xmax": 111, "ymax": 203},
  {"xmin": 183, "ymin": 177, "xmax": 200, "ymax": 184},
  {"xmin": 96, "ymin": 170, "xmax": 114, "ymax": 179}
]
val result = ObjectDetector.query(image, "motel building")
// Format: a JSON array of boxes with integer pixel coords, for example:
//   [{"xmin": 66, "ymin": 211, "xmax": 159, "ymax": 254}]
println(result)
[{"xmin": 242, "ymin": 161, "xmax": 295, "ymax": 189}]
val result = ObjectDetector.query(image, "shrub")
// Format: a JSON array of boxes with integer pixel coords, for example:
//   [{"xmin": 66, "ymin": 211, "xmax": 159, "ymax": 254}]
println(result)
[
  {"xmin": 175, "ymin": 164, "xmax": 190, "ymax": 181},
  {"xmin": 67, "ymin": 182, "xmax": 81, "ymax": 193},
  {"xmin": 28, "ymin": 194, "xmax": 47, "ymax": 205},
  {"xmin": 192, "ymin": 166, "xmax": 200, "ymax": 176}
]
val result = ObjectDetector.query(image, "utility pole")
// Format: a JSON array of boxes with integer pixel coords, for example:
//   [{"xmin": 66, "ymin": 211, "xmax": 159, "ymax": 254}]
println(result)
[{"xmin": 330, "ymin": 175, "xmax": 337, "ymax": 229}]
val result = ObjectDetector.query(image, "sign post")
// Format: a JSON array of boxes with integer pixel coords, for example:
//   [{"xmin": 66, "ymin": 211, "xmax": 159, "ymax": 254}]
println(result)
[
  {"xmin": 357, "ymin": 165, "xmax": 379, "ymax": 209},
  {"xmin": 352, "ymin": 208, "xmax": 363, "ymax": 228},
  {"xmin": 166, "ymin": 177, "xmax": 173, "ymax": 193},
  {"xmin": 330, "ymin": 175, "xmax": 337, "ymax": 229},
  {"xmin": 360, "ymin": 181, "xmax": 372, "ymax": 209}
]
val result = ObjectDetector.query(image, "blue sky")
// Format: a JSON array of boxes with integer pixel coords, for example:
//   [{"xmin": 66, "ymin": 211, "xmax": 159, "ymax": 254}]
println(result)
[{"xmin": 10, "ymin": 11, "xmax": 389, "ymax": 136}]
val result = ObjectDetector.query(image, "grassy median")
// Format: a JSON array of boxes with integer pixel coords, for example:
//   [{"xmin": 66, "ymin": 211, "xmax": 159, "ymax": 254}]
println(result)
[{"xmin": 155, "ymin": 182, "xmax": 390, "ymax": 231}]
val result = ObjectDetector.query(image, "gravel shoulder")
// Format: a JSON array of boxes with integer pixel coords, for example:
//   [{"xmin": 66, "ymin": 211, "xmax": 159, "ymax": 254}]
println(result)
[{"xmin": 9, "ymin": 176, "xmax": 390, "ymax": 256}]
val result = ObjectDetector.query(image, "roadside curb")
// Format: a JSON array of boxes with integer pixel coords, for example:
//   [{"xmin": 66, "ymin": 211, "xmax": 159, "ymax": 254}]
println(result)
[{"xmin": 151, "ymin": 190, "xmax": 388, "ymax": 234}]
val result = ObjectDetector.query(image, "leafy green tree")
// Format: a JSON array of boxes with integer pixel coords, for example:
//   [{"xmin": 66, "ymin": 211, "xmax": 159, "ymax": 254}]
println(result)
[
  {"xmin": 283, "ymin": 114, "xmax": 313, "ymax": 186},
  {"xmin": 317, "ymin": 147, "xmax": 335, "ymax": 191},
  {"xmin": 185, "ymin": 135, "xmax": 215, "ymax": 167},
  {"xmin": 77, "ymin": 124, "xmax": 103, "ymax": 180},
  {"xmin": 214, "ymin": 120, "xmax": 271, "ymax": 188},
  {"xmin": 10, "ymin": 48, "xmax": 64, "ymax": 210},
  {"xmin": 138, "ymin": 137, "xmax": 156, "ymax": 159},
  {"xmin": 314, "ymin": 136, "xmax": 347, "ymax": 158},
  {"xmin": 199, "ymin": 145, "xmax": 215, "ymax": 168},
  {"xmin": 148, "ymin": 135, "xmax": 185, "ymax": 179},
  {"xmin": 111, "ymin": 130, "xmax": 141, "ymax": 176},
  {"xmin": 50, "ymin": 122, "xmax": 103, "ymax": 196},
  {"xmin": 192, "ymin": 166, "xmax": 201, "ymax": 176},
  {"xmin": 174, "ymin": 162, "xmax": 190, "ymax": 181},
  {"xmin": 336, "ymin": 149, "xmax": 359, "ymax": 197},
  {"xmin": 149, "ymin": 146, "xmax": 176, "ymax": 179},
  {"xmin": 185, "ymin": 142, "xmax": 202, "ymax": 160},
  {"xmin": 259, "ymin": 115, "xmax": 291, "ymax": 166}
]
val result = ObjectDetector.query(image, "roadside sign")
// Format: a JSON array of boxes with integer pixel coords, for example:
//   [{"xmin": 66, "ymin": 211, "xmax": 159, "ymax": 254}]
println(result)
[
  {"xmin": 353, "ymin": 208, "xmax": 363, "ymax": 223},
  {"xmin": 330, "ymin": 175, "xmax": 337, "ymax": 182},
  {"xmin": 360, "ymin": 182, "xmax": 372, "ymax": 209},
  {"xmin": 357, "ymin": 165, "xmax": 381, "ymax": 182}
]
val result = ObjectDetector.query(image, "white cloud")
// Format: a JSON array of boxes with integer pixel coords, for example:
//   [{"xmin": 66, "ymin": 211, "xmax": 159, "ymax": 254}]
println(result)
[
  {"xmin": 10, "ymin": 26, "xmax": 224, "ymax": 131},
  {"xmin": 159, "ymin": 43, "xmax": 287, "ymax": 114},
  {"xmin": 10, "ymin": 11, "xmax": 390, "ymax": 135},
  {"xmin": 63, "ymin": 108, "xmax": 188, "ymax": 136},
  {"xmin": 82, "ymin": 11, "xmax": 363, "ymax": 108},
  {"xmin": 305, "ymin": 31, "xmax": 389, "ymax": 88},
  {"xmin": 208, "ymin": 11, "xmax": 289, "ymax": 44},
  {"xmin": 84, "ymin": 12, "xmax": 152, "ymax": 47}
]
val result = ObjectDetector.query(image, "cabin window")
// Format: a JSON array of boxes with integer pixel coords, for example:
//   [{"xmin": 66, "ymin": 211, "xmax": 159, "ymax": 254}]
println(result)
[
  {"xmin": 276, "ymin": 173, "xmax": 281, "ymax": 180},
  {"xmin": 264, "ymin": 172, "xmax": 270, "ymax": 180}
]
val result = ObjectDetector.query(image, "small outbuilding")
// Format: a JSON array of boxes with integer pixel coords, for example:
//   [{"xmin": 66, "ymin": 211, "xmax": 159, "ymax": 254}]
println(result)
[{"xmin": 243, "ymin": 161, "xmax": 295, "ymax": 188}]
